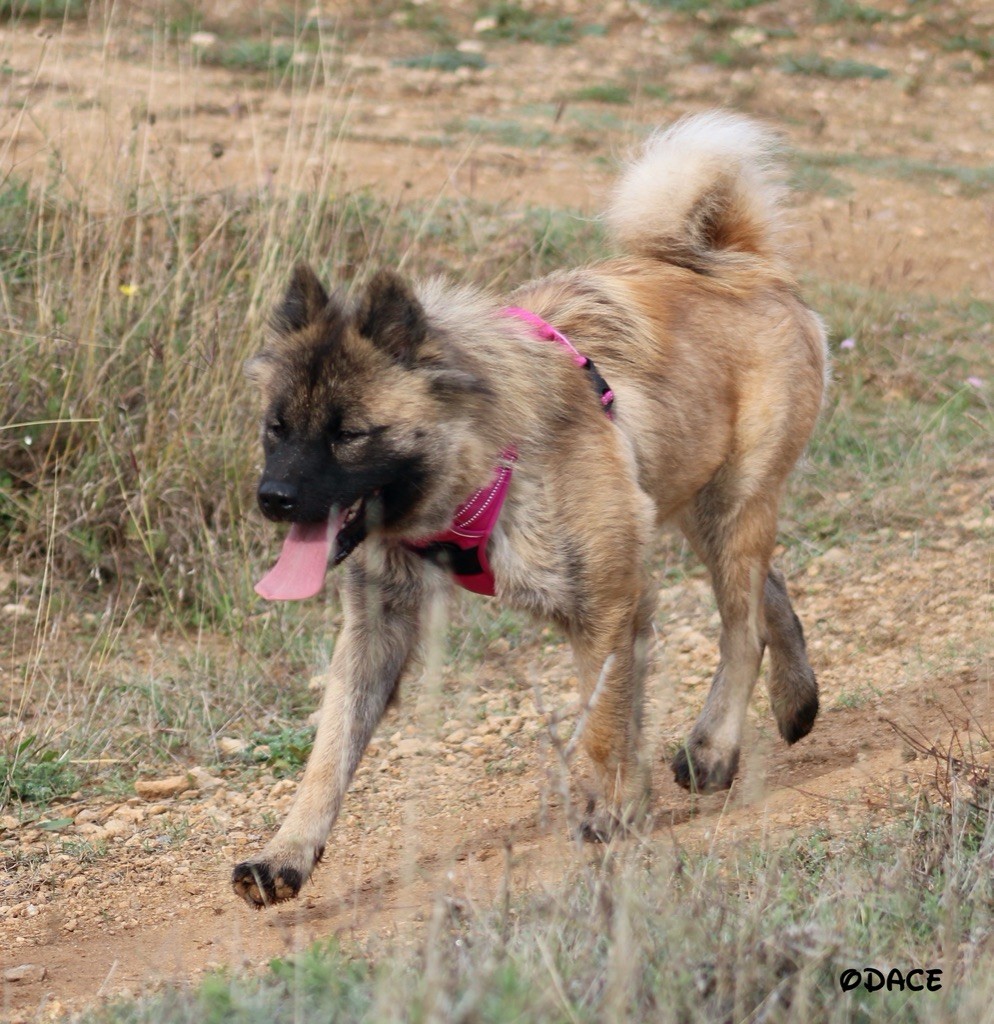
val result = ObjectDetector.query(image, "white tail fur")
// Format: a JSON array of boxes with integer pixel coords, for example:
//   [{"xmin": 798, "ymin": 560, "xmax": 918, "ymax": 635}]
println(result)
[{"xmin": 605, "ymin": 111, "xmax": 787, "ymax": 268}]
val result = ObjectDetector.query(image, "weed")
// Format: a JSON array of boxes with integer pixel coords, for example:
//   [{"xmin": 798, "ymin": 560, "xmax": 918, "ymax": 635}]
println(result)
[
  {"xmin": 0, "ymin": 735, "xmax": 78, "ymax": 808},
  {"xmin": 60, "ymin": 837, "xmax": 108, "ymax": 863},
  {"xmin": 246, "ymin": 726, "xmax": 315, "ymax": 777}
]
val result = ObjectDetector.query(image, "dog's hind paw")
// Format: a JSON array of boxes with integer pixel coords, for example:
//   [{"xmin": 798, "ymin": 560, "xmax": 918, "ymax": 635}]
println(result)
[
  {"xmin": 672, "ymin": 742, "xmax": 739, "ymax": 794},
  {"xmin": 232, "ymin": 860, "xmax": 304, "ymax": 907}
]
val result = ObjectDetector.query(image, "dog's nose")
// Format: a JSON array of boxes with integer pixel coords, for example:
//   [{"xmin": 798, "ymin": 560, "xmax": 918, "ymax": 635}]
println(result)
[{"xmin": 258, "ymin": 480, "xmax": 298, "ymax": 519}]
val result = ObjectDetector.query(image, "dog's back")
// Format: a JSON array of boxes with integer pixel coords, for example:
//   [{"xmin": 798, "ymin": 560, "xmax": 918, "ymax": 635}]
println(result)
[{"xmin": 514, "ymin": 111, "xmax": 828, "ymax": 524}]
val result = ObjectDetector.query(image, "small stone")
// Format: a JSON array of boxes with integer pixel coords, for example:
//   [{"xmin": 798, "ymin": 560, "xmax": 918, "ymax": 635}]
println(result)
[
  {"xmin": 112, "ymin": 805, "xmax": 147, "ymax": 824},
  {"xmin": 97, "ymin": 819, "xmax": 132, "ymax": 840},
  {"xmin": 445, "ymin": 729, "xmax": 469, "ymax": 745},
  {"xmin": 187, "ymin": 767, "xmax": 221, "ymax": 793},
  {"xmin": 218, "ymin": 737, "xmax": 247, "ymax": 757},
  {"xmin": 134, "ymin": 775, "xmax": 191, "ymax": 800},
  {"xmin": 190, "ymin": 31, "xmax": 217, "ymax": 48},
  {"xmin": 4, "ymin": 963, "xmax": 47, "ymax": 983}
]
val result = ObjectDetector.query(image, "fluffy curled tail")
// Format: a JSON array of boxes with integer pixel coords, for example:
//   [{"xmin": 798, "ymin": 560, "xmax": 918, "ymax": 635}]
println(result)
[{"xmin": 606, "ymin": 111, "xmax": 787, "ymax": 271}]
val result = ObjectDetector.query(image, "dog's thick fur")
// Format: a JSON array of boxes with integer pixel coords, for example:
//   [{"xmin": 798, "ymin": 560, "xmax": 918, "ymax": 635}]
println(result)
[{"xmin": 233, "ymin": 111, "xmax": 828, "ymax": 907}]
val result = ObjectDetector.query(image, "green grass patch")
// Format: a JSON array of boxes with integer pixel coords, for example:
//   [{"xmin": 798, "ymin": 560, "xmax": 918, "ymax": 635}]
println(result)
[
  {"xmin": 788, "ymin": 160, "xmax": 854, "ymax": 198},
  {"xmin": 816, "ymin": 0, "xmax": 893, "ymax": 24},
  {"xmin": 394, "ymin": 49, "xmax": 487, "ymax": 71},
  {"xmin": 568, "ymin": 83, "xmax": 632, "ymax": 105},
  {"xmin": 476, "ymin": 2, "xmax": 578, "ymax": 46},
  {"xmin": 197, "ymin": 38, "xmax": 299, "ymax": 73},
  {"xmin": 944, "ymin": 35, "xmax": 994, "ymax": 61},
  {"xmin": 689, "ymin": 32, "xmax": 765, "ymax": 69},
  {"xmin": 449, "ymin": 116, "xmax": 553, "ymax": 148},
  {"xmin": 798, "ymin": 149, "xmax": 994, "ymax": 197},
  {"xmin": 646, "ymin": 0, "xmax": 768, "ymax": 12},
  {"xmin": 780, "ymin": 52, "xmax": 891, "ymax": 79}
]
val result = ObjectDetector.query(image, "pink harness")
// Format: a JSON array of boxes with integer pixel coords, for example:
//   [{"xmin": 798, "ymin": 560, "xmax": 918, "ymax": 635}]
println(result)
[{"xmin": 404, "ymin": 308, "xmax": 614, "ymax": 595}]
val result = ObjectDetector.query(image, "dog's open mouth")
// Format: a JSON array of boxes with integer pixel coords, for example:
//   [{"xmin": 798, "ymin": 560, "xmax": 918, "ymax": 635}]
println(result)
[{"xmin": 254, "ymin": 493, "xmax": 375, "ymax": 601}]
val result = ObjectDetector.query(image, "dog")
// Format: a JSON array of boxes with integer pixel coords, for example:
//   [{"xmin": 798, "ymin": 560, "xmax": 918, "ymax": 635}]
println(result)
[{"xmin": 233, "ymin": 111, "xmax": 828, "ymax": 907}]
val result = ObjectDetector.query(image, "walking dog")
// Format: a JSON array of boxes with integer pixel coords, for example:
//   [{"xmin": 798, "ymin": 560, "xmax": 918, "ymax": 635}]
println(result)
[{"xmin": 234, "ymin": 111, "xmax": 827, "ymax": 906}]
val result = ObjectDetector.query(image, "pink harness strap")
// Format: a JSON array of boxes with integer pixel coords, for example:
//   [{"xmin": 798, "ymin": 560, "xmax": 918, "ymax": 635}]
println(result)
[
  {"xmin": 503, "ymin": 306, "xmax": 615, "ymax": 417},
  {"xmin": 405, "ymin": 308, "xmax": 612, "ymax": 596},
  {"xmin": 403, "ymin": 448, "xmax": 517, "ymax": 595}
]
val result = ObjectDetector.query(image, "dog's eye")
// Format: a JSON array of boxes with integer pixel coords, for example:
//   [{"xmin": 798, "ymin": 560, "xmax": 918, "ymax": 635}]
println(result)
[
  {"xmin": 336, "ymin": 428, "xmax": 369, "ymax": 444},
  {"xmin": 266, "ymin": 418, "xmax": 286, "ymax": 439}
]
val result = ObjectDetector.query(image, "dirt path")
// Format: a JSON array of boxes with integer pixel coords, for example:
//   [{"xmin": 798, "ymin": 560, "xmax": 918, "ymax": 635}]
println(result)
[
  {"xmin": 2, "ymin": 2, "xmax": 994, "ymax": 1018},
  {"xmin": 4, "ymin": 506, "xmax": 992, "ymax": 1019}
]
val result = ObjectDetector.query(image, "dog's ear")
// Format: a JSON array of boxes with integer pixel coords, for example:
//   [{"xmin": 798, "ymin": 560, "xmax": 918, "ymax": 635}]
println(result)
[
  {"xmin": 356, "ymin": 269, "xmax": 427, "ymax": 362},
  {"xmin": 271, "ymin": 263, "xmax": 330, "ymax": 335},
  {"xmin": 243, "ymin": 351, "xmax": 277, "ymax": 392}
]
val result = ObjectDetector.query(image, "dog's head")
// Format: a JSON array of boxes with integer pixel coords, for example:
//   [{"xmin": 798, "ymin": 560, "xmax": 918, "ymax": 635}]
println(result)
[{"xmin": 246, "ymin": 264, "xmax": 490, "ymax": 586}]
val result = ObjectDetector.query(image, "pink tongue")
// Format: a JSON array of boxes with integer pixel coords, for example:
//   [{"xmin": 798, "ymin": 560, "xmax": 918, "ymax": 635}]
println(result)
[{"xmin": 255, "ymin": 518, "xmax": 339, "ymax": 601}]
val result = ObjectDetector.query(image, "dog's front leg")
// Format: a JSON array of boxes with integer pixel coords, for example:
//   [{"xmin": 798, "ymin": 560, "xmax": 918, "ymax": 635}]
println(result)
[
  {"xmin": 232, "ymin": 554, "xmax": 423, "ymax": 907},
  {"xmin": 569, "ymin": 585, "xmax": 656, "ymax": 839}
]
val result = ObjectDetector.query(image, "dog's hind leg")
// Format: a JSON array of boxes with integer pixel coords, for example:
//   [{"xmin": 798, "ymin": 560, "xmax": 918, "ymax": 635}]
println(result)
[
  {"xmin": 763, "ymin": 567, "xmax": 818, "ymax": 743},
  {"xmin": 672, "ymin": 492, "xmax": 778, "ymax": 793},
  {"xmin": 232, "ymin": 550, "xmax": 425, "ymax": 907}
]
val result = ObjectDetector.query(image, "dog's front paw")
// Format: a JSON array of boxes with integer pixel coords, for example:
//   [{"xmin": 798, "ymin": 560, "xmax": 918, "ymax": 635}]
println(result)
[
  {"xmin": 232, "ymin": 859, "xmax": 305, "ymax": 907},
  {"xmin": 672, "ymin": 741, "xmax": 739, "ymax": 793},
  {"xmin": 577, "ymin": 789, "xmax": 648, "ymax": 843}
]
